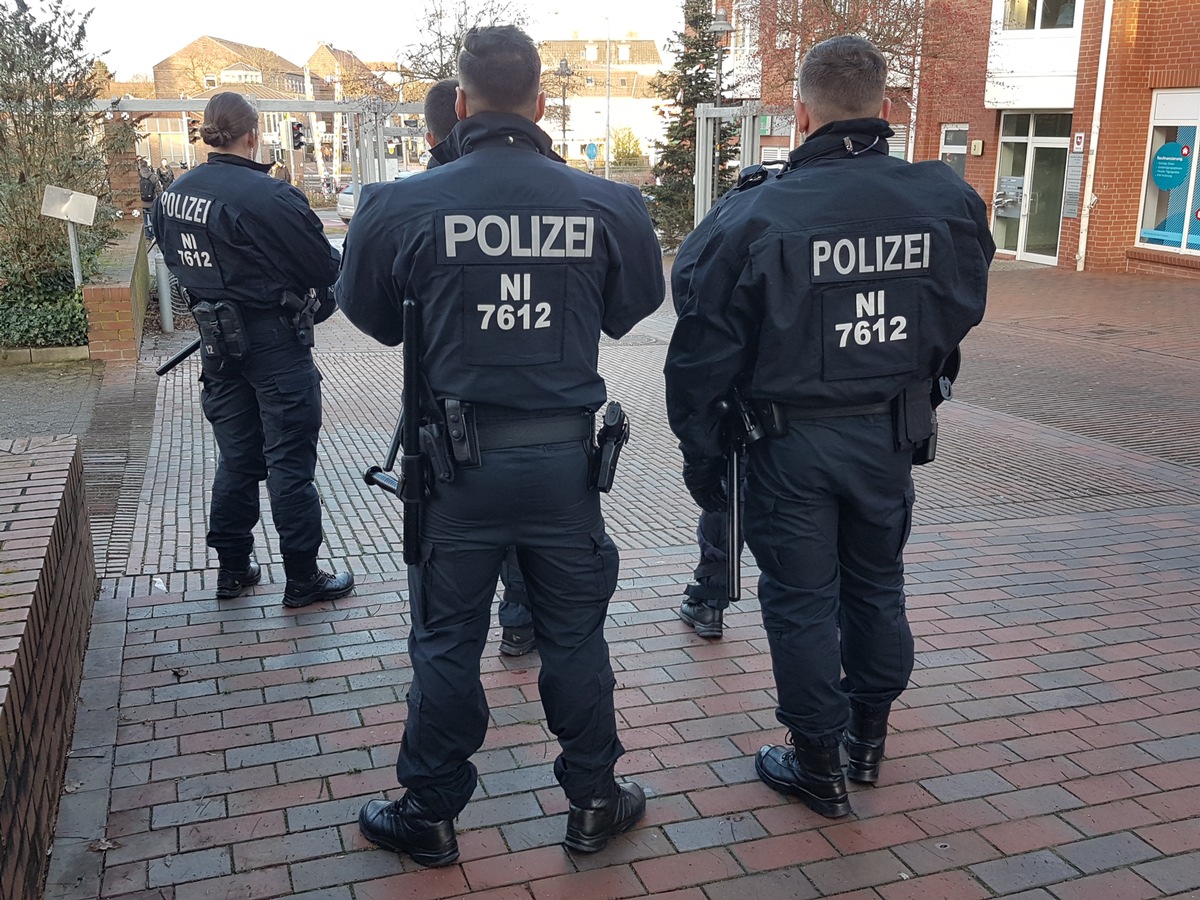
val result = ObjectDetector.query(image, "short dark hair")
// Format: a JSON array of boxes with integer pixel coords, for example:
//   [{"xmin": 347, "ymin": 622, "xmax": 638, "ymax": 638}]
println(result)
[
  {"xmin": 798, "ymin": 36, "xmax": 887, "ymax": 124},
  {"xmin": 424, "ymin": 78, "xmax": 460, "ymax": 144},
  {"xmin": 201, "ymin": 92, "xmax": 258, "ymax": 147},
  {"xmin": 457, "ymin": 25, "xmax": 542, "ymax": 113}
]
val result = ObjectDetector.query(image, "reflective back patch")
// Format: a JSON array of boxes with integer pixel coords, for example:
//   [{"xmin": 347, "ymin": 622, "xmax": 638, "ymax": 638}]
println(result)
[{"xmin": 820, "ymin": 282, "xmax": 920, "ymax": 381}]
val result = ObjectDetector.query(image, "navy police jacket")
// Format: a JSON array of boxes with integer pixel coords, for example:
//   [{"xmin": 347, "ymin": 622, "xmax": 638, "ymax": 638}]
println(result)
[
  {"xmin": 336, "ymin": 113, "xmax": 664, "ymax": 412},
  {"xmin": 665, "ymin": 118, "xmax": 995, "ymax": 460},
  {"xmin": 151, "ymin": 153, "xmax": 340, "ymax": 309}
]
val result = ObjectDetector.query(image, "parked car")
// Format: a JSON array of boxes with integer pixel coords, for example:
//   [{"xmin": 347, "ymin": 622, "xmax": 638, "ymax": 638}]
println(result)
[
  {"xmin": 337, "ymin": 172, "xmax": 420, "ymax": 223},
  {"xmin": 336, "ymin": 184, "xmax": 356, "ymax": 223}
]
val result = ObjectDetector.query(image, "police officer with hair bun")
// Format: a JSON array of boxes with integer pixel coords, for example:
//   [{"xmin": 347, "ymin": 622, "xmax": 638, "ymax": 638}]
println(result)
[
  {"xmin": 339, "ymin": 25, "xmax": 662, "ymax": 868},
  {"xmin": 665, "ymin": 35, "xmax": 993, "ymax": 819},
  {"xmin": 152, "ymin": 91, "xmax": 354, "ymax": 608}
]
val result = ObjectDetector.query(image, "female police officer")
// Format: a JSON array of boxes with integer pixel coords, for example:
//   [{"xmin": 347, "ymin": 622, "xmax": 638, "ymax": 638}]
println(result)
[{"xmin": 152, "ymin": 92, "xmax": 353, "ymax": 607}]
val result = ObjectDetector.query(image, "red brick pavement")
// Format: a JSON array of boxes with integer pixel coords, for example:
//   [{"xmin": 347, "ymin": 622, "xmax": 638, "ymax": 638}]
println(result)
[{"xmin": 40, "ymin": 265, "xmax": 1200, "ymax": 899}]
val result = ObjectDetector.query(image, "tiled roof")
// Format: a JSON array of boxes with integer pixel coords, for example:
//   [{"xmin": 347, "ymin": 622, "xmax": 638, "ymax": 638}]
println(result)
[
  {"xmin": 205, "ymin": 37, "xmax": 303, "ymax": 74},
  {"xmin": 189, "ymin": 83, "xmax": 299, "ymax": 101}
]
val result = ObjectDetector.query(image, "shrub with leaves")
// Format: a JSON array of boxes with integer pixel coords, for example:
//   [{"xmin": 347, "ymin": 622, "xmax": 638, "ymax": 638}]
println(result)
[{"xmin": 0, "ymin": 0, "xmax": 130, "ymax": 298}]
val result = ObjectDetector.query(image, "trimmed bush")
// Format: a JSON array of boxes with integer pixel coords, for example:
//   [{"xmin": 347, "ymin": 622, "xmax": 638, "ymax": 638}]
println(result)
[{"xmin": 0, "ymin": 279, "xmax": 89, "ymax": 348}]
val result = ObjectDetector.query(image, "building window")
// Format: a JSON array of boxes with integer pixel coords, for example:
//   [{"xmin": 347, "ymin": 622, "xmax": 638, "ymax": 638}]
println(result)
[
  {"xmin": 585, "ymin": 44, "xmax": 598, "ymax": 62},
  {"xmin": 203, "ymin": 75, "xmax": 217, "ymax": 89},
  {"xmin": 585, "ymin": 77, "xmax": 595, "ymax": 86},
  {"xmin": 619, "ymin": 77, "xmax": 628, "ymax": 87},
  {"xmin": 1003, "ymin": 0, "xmax": 1075, "ymax": 30},
  {"xmin": 618, "ymin": 44, "xmax": 630, "ymax": 63},
  {"xmin": 940, "ymin": 124, "xmax": 968, "ymax": 177},
  {"xmin": 1137, "ymin": 90, "xmax": 1200, "ymax": 254}
]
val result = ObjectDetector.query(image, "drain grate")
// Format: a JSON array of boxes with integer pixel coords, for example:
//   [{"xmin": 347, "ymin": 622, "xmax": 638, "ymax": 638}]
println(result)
[{"xmin": 82, "ymin": 361, "xmax": 158, "ymax": 576}]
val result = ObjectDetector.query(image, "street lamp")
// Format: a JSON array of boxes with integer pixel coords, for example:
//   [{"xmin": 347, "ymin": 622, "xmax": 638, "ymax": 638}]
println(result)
[
  {"xmin": 555, "ymin": 58, "xmax": 574, "ymax": 159},
  {"xmin": 706, "ymin": 8, "xmax": 735, "ymax": 197},
  {"xmin": 603, "ymin": 17, "xmax": 611, "ymax": 180}
]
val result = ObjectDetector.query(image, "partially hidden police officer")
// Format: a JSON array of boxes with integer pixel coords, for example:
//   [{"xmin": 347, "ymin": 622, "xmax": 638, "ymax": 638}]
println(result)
[
  {"xmin": 337, "ymin": 26, "xmax": 663, "ymax": 867},
  {"xmin": 425, "ymin": 76, "xmax": 538, "ymax": 658},
  {"xmin": 664, "ymin": 36, "xmax": 994, "ymax": 819},
  {"xmin": 152, "ymin": 92, "xmax": 355, "ymax": 608}
]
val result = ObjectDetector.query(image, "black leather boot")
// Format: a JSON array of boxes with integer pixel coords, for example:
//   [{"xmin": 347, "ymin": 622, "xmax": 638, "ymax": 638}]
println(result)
[
  {"xmin": 216, "ymin": 560, "xmax": 261, "ymax": 599},
  {"xmin": 564, "ymin": 782, "xmax": 646, "ymax": 853},
  {"xmin": 755, "ymin": 735, "xmax": 851, "ymax": 818},
  {"xmin": 845, "ymin": 702, "xmax": 890, "ymax": 784},
  {"xmin": 283, "ymin": 568, "xmax": 355, "ymax": 608},
  {"xmin": 358, "ymin": 795, "xmax": 459, "ymax": 867},
  {"xmin": 679, "ymin": 599, "xmax": 723, "ymax": 638}
]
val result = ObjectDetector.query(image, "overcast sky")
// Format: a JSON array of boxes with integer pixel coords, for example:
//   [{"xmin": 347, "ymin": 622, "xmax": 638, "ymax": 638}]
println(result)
[{"xmin": 83, "ymin": 0, "xmax": 686, "ymax": 80}]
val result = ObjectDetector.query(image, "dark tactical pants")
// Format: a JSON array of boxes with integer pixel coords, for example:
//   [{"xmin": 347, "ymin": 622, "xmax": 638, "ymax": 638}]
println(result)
[
  {"xmin": 499, "ymin": 545, "xmax": 533, "ymax": 628},
  {"xmin": 200, "ymin": 316, "xmax": 324, "ymax": 565},
  {"xmin": 743, "ymin": 411, "xmax": 915, "ymax": 746},
  {"xmin": 684, "ymin": 504, "xmax": 748, "ymax": 611},
  {"xmin": 397, "ymin": 440, "xmax": 623, "ymax": 820}
]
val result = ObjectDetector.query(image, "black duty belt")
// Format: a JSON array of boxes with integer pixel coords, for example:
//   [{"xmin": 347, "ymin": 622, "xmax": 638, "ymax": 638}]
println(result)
[
  {"xmin": 780, "ymin": 400, "xmax": 892, "ymax": 419},
  {"xmin": 475, "ymin": 413, "xmax": 593, "ymax": 451}
]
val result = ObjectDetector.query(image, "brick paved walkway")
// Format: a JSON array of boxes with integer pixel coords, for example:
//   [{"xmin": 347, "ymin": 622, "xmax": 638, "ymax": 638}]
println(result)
[{"xmin": 40, "ymin": 265, "xmax": 1200, "ymax": 899}]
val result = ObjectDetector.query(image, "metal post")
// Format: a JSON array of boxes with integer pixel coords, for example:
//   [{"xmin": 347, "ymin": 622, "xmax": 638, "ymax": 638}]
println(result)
[
  {"xmin": 66, "ymin": 222, "xmax": 82, "ymax": 289},
  {"xmin": 604, "ymin": 28, "xmax": 611, "ymax": 180},
  {"xmin": 348, "ymin": 113, "xmax": 359, "ymax": 193},
  {"xmin": 155, "ymin": 250, "xmax": 174, "ymax": 333}
]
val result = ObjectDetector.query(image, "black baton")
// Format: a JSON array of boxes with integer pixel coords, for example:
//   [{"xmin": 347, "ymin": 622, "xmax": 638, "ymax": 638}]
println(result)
[
  {"xmin": 726, "ymin": 439, "xmax": 742, "ymax": 604},
  {"xmin": 155, "ymin": 337, "xmax": 201, "ymax": 376}
]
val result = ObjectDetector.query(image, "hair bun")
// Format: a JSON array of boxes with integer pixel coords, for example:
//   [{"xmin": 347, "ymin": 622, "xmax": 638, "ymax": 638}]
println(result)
[{"xmin": 200, "ymin": 122, "xmax": 230, "ymax": 147}]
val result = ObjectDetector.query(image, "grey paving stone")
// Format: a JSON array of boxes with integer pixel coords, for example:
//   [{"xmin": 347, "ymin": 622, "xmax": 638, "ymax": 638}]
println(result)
[
  {"xmin": 663, "ymin": 813, "xmax": 767, "ymax": 851},
  {"xmin": 1056, "ymin": 831, "xmax": 1161, "ymax": 874},
  {"xmin": 920, "ymin": 771, "xmax": 1016, "ymax": 803},
  {"xmin": 1134, "ymin": 850, "xmax": 1200, "ymax": 894},
  {"xmin": 970, "ymin": 850, "xmax": 1081, "ymax": 894}
]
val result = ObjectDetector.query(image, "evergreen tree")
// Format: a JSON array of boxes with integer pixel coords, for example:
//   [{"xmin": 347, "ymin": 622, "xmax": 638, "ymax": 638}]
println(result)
[{"xmin": 649, "ymin": 0, "xmax": 740, "ymax": 250}]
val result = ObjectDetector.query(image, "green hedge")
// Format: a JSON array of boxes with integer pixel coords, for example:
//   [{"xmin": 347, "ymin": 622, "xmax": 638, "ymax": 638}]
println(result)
[{"xmin": 0, "ymin": 278, "xmax": 89, "ymax": 348}]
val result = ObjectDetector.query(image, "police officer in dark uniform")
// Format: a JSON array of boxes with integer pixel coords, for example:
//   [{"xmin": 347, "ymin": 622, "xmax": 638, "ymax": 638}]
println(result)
[
  {"xmin": 152, "ymin": 92, "xmax": 355, "ymax": 608},
  {"xmin": 424, "ymin": 77, "xmax": 537, "ymax": 657},
  {"xmin": 338, "ymin": 26, "xmax": 663, "ymax": 866},
  {"xmin": 665, "ymin": 36, "xmax": 993, "ymax": 819}
]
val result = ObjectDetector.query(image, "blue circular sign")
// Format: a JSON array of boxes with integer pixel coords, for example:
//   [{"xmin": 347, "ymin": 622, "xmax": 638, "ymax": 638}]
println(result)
[
  {"xmin": 1151, "ymin": 142, "xmax": 1191, "ymax": 191},
  {"xmin": 585, "ymin": 142, "xmax": 599, "ymax": 160}
]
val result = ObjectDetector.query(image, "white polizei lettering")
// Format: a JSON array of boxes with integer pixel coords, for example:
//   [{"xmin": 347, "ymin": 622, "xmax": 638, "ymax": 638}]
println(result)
[
  {"xmin": 857, "ymin": 238, "xmax": 876, "ymax": 273},
  {"xmin": 540, "ymin": 217, "xmax": 564, "ymax": 257},
  {"xmin": 883, "ymin": 235, "xmax": 903, "ymax": 271},
  {"xmin": 523, "ymin": 273, "xmax": 531, "ymax": 299},
  {"xmin": 182, "ymin": 233, "xmax": 197, "ymax": 250},
  {"xmin": 508, "ymin": 215, "xmax": 532, "ymax": 257},
  {"xmin": 478, "ymin": 215, "xmax": 508, "ymax": 256},
  {"xmin": 444, "ymin": 215, "xmax": 476, "ymax": 257},
  {"xmin": 922, "ymin": 232, "xmax": 930, "ymax": 268},
  {"xmin": 905, "ymin": 232, "xmax": 924, "ymax": 269},
  {"xmin": 585, "ymin": 216, "xmax": 594, "ymax": 257},
  {"xmin": 565, "ymin": 216, "xmax": 589, "ymax": 257},
  {"xmin": 812, "ymin": 240, "xmax": 832, "ymax": 277},
  {"xmin": 833, "ymin": 239, "xmax": 856, "ymax": 274}
]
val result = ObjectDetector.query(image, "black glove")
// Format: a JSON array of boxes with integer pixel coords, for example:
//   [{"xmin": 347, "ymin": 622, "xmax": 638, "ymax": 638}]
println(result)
[
  {"xmin": 682, "ymin": 456, "xmax": 727, "ymax": 513},
  {"xmin": 314, "ymin": 286, "xmax": 338, "ymax": 324}
]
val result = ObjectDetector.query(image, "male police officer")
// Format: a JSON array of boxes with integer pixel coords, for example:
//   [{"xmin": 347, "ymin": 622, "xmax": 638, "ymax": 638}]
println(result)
[
  {"xmin": 338, "ymin": 26, "xmax": 663, "ymax": 866},
  {"xmin": 152, "ymin": 92, "xmax": 354, "ymax": 607},
  {"xmin": 424, "ymin": 76, "xmax": 537, "ymax": 657},
  {"xmin": 665, "ymin": 36, "xmax": 993, "ymax": 818}
]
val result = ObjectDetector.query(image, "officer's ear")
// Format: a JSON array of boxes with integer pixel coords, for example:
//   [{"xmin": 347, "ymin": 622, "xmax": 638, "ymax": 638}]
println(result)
[
  {"xmin": 533, "ymin": 90, "xmax": 546, "ymax": 124},
  {"xmin": 794, "ymin": 97, "xmax": 812, "ymax": 139},
  {"xmin": 879, "ymin": 97, "xmax": 893, "ymax": 121},
  {"xmin": 455, "ymin": 87, "xmax": 468, "ymax": 121}
]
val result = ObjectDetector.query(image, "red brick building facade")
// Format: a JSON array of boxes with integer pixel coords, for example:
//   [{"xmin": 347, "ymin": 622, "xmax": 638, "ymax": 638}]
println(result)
[{"xmin": 917, "ymin": 0, "xmax": 1200, "ymax": 280}]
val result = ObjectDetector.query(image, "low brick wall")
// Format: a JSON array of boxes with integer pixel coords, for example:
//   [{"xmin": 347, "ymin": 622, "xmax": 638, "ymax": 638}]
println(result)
[
  {"xmin": 0, "ymin": 437, "xmax": 97, "ymax": 899},
  {"xmin": 82, "ymin": 227, "xmax": 150, "ymax": 361}
]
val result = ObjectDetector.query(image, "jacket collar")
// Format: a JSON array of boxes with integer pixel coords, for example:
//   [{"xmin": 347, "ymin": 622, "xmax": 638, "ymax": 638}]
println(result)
[
  {"xmin": 441, "ymin": 112, "xmax": 558, "ymax": 160},
  {"xmin": 206, "ymin": 152, "xmax": 274, "ymax": 174},
  {"xmin": 787, "ymin": 118, "xmax": 894, "ymax": 170}
]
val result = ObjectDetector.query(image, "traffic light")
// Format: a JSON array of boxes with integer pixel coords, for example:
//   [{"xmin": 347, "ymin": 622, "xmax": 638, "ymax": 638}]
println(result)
[
  {"xmin": 186, "ymin": 117, "xmax": 200, "ymax": 143},
  {"xmin": 291, "ymin": 121, "xmax": 305, "ymax": 150}
]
